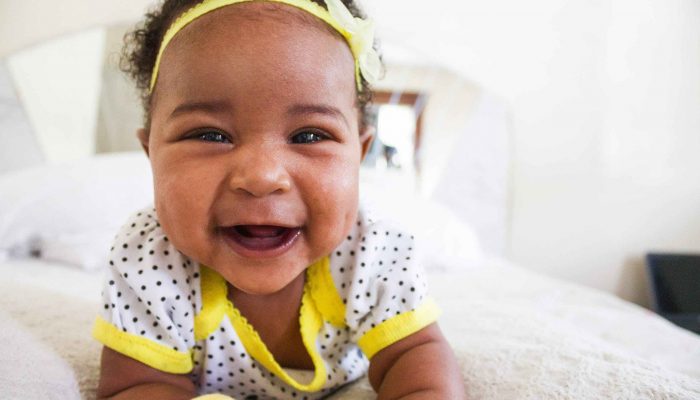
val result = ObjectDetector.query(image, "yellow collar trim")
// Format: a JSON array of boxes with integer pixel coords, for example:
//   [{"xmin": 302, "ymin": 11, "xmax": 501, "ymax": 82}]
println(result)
[
  {"xmin": 307, "ymin": 256, "xmax": 346, "ymax": 327},
  {"xmin": 195, "ymin": 259, "xmax": 331, "ymax": 392},
  {"xmin": 195, "ymin": 266, "xmax": 229, "ymax": 341}
]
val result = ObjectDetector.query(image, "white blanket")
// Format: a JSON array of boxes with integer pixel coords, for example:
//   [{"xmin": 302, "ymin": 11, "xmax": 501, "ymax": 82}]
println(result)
[{"xmin": 1, "ymin": 258, "xmax": 698, "ymax": 399}]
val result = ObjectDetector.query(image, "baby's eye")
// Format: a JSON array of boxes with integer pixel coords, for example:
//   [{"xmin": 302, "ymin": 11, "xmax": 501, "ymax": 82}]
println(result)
[
  {"xmin": 194, "ymin": 131, "xmax": 230, "ymax": 143},
  {"xmin": 291, "ymin": 130, "xmax": 326, "ymax": 144}
]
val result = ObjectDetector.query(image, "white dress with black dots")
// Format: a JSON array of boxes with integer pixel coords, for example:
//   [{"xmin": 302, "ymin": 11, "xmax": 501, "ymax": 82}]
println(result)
[{"xmin": 93, "ymin": 205, "xmax": 440, "ymax": 400}]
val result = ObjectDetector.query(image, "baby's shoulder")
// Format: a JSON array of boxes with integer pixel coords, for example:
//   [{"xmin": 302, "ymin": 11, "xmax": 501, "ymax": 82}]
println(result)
[
  {"xmin": 322, "ymin": 205, "xmax": 434, "ymax": 343},
  {"xmin": 107, "ymin": 206, "xmax": 200, "ymax": 301},
  {"xmin": 332, "ymin": 203, "xmax": 416, "ymax": 268},
  {"xmin": 327, "ymin": 204, "xmax": 421, "ymax": 295}
]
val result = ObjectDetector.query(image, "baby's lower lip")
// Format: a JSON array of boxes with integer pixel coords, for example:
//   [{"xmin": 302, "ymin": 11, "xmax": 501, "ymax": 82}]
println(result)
[{"xmin": 220, "ymin": 225, "xmax": 301, "ymax": 259}]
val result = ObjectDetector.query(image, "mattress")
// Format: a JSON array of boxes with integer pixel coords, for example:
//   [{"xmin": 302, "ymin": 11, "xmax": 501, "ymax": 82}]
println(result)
[{"xmin": 1, "ymin": 257, "xmax": 699, "ymax": 399}]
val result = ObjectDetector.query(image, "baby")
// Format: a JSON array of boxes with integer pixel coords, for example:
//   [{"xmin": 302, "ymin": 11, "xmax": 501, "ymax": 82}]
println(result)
[{"xmin": 93, "ymin": 0, "xmax": 465, "ymax": 399}]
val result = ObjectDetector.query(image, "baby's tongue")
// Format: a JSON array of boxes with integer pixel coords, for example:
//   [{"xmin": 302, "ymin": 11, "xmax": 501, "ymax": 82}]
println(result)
[{"xmin": 241, "ymin": 225, "xmax": 284, "ymax": 238}]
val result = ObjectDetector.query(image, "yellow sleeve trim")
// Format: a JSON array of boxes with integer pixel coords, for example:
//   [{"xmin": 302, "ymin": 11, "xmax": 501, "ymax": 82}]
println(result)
[
  {"xmin": 92, "ymin": 316, "xmax": 193, "ymax": 374},
  {"xmin": 357, "ymin": 298, "xmax": 442, "ymax": 360},
  {"xmin": 307, "ymin": 256, "xmax": 346, "ymax": 327}
]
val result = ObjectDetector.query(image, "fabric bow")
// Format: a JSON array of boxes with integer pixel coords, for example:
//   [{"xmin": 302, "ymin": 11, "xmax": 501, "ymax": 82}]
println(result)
[{"xmin": 325, "ymin": 0, "xmax": 382, "ymax": 85}]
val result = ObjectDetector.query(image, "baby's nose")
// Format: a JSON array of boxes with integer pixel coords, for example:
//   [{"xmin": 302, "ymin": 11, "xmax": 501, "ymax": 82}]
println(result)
[{"xmin": 228, "ymin": 148, "xmax": 291, "ymax": 197}]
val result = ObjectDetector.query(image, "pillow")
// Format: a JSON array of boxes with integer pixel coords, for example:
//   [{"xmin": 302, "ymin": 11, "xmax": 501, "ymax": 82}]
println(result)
[
  {"xmin": 359, "ymin": 169, "xmax": 483, "ymax": 272},
  {"xmin": 0, "ymin": 151, "xmax": 153, "ymax": 270}
]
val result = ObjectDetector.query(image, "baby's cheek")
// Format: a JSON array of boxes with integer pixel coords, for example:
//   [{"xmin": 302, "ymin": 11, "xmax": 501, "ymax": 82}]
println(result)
[
  {"xmin": 307, "ymin": 162, "xmax": 360, "ymax": 248},
  {"xmin": 151, "ymin": 164, "xmax": 218, "ymax": 263}
]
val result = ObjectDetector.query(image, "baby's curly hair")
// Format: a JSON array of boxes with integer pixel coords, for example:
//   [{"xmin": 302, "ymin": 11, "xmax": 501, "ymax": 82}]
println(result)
[{"xmin": 120, "ymin": 0, "xmax": 380, "ymax": 130}]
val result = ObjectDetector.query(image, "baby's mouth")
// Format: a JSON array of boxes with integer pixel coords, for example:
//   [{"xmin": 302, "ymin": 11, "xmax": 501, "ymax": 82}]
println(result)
[{"xmin": 220, "ymin": 225, "xmax": 301, "ymax": 257}]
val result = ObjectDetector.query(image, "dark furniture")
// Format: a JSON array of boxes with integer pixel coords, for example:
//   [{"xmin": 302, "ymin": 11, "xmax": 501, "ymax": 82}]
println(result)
[{"xmin": 646, "ymin": 253, "xmax": 700, "ymax": 334}]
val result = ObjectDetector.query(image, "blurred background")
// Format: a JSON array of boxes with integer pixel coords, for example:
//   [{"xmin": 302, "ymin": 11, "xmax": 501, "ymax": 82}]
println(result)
[{"xmin": 1, "ymin": 0, "xmax": 699, "ymax": 308}]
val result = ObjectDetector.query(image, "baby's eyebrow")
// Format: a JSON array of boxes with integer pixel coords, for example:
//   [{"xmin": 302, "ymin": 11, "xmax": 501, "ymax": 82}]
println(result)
[
  {"xmin": 168, "ymin": 100, "xmax": 230, "ymax": 119},
  {"xmin": 287, "ymin": 103, "xmax": 349, "ymax": 128}
]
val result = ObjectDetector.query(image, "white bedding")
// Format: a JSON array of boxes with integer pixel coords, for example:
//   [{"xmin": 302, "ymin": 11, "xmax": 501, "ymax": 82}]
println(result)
[{"xmin": 1, "ymin": 257, "xmax": 698, "ymax": 400}]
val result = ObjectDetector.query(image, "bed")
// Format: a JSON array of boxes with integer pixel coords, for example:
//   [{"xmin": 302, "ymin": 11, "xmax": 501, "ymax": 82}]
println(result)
[
  {"xmin": 0, "ymin": 152, "xmax": 699, "ymax": 400},
  {"xmin": 1, "ymin": 257, "xmax": 699, "ymax": 399}
]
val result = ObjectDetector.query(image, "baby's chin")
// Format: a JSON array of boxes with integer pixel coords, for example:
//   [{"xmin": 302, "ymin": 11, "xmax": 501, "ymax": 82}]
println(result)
[{"xmin": 216, "ymin": 262, "xmax": 308, "ymax": 296}]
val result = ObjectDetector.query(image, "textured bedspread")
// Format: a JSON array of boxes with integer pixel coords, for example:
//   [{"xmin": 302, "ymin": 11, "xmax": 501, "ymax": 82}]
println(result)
[{"xmin": 1, "ymin": 258, "xmax": 699, "ymax": 400}]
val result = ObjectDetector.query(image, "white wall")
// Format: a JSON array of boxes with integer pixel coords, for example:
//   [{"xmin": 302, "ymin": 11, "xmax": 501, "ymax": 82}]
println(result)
[
  {"xmin": 0, "ymin": 0, "xmax": 152, "ymax": 57},
  {"xmin": 368, "ymin": 0, "xmax": 700, "ymax": 305},
  {"xmin": 7, "ymin": 28, "xmax": 105, "ymax": 163}
]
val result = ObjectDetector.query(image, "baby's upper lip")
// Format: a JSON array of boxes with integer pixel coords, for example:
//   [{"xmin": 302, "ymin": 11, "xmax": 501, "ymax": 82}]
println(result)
[
  {"xmin": 227, "ymin": 222, "xmax": 300, "ymax": 228},
  {"xmin": 216, "ymin": 204, "xmax": 303, "ymax": 228},
  {"xmin": 219, "ymin": 219, "xmax": 302, "ymax": 229}
]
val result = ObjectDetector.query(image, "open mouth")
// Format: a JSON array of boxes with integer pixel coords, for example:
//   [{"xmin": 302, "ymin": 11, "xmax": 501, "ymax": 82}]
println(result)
[{"xmin": 220, "ymin": 225, "xmax": 301, "ymax": 258}]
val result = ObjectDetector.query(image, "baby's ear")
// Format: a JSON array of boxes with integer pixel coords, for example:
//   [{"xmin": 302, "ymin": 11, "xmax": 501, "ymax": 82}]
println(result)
[
  {"xmin": 137, "ymin": 128, "xmax": 150, "ymax": 157},
  {"xmin": 359, "ymin": 126, "xmax": 375, "ymax": 161}
]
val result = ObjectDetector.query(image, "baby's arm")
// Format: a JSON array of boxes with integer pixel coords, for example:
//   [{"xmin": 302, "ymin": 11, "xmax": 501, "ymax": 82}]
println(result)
[
  {"xmin": 368, "ymin": 323, "xmax": 466, "ymax": 400},
  {"xmin": 96, "ymin": 346, "xmax": 196, "ymax": 400}
]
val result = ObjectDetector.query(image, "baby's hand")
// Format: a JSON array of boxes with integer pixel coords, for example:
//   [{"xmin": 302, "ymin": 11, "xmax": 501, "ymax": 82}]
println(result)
[{"xmin": 368, "ymin": 323, "xmax": 466, "ymax": 399}]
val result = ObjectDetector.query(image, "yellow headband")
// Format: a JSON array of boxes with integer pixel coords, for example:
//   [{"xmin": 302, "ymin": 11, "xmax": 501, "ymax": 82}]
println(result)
[{"xmin": 149, "ymin": 0, "xmax": 381, "ymax": 92}]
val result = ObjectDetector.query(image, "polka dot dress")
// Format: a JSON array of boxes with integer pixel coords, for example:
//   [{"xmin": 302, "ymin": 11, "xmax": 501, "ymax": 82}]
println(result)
[{"xmin": 93, "ymin": 204, "xmax": 439, "ymax": 399}]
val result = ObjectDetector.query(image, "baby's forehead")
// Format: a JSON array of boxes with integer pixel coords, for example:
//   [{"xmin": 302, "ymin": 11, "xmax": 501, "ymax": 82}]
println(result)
[
  {"xmin": 150, "ymin": 2, "xmax": 359, "ymax": 128},
  {"xmin": 171, "ymin": 2, "xmax": 344, "ymax": 50}
]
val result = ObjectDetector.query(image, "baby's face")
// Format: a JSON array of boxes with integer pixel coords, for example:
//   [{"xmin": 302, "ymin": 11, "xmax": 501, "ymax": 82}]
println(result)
[{"xmin": 142, "ymin": 4, "xmax": 370, "ymax": 295}]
